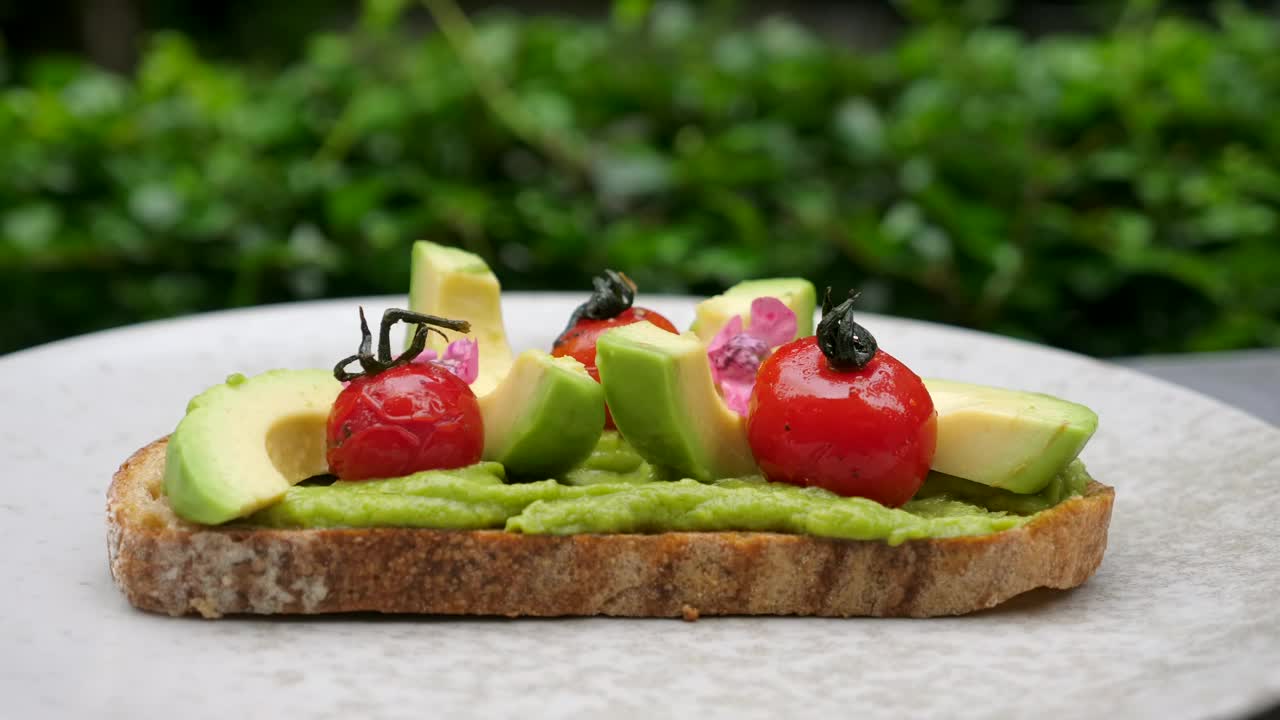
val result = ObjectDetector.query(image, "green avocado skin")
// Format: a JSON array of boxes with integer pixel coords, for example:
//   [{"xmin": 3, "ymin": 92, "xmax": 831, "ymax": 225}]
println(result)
[
  {"xmin": 165, "ymin": 426, "xmax": 240, "ymax": 525},
  {"xmin": 247, "ymin": 435, "xmax": 1092, "ymax": 545},
  {"xmin": 595, "ymin": 322, "xmax": 758, "ymax": 482},
  {"xmin": 481, "ymin": 353, "xmax": 606, "ymax": 480},
  {"xmin": 594, "ymin": 331, "xmax": 709, "ymax": 480}
]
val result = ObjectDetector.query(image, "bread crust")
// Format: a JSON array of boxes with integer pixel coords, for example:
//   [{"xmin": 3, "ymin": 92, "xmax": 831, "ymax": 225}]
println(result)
[{"xmin": 107, "ymin": 438, "xmax": 1114, "ymax": 619}]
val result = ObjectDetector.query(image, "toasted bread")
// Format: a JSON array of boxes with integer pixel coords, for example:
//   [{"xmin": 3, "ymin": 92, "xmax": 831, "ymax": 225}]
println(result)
[{"xmin": 107, "ymin": 437, "xmax": 1114, "ymax": 619}]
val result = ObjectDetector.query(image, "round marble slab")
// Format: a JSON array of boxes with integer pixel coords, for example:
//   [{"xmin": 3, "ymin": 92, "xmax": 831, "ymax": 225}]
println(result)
[{"xmin": 2, "ymin": 294, "xmax": 1277, "ymax": 719}]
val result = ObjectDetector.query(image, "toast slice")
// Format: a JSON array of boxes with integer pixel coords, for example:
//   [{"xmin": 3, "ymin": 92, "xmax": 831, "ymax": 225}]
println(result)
[{"xmin": 107, "ymin": 438, "xmax": 1114, "ymax": 619}]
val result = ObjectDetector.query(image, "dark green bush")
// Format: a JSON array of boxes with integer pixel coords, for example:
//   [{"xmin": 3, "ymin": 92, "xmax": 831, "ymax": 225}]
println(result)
[{"xmin": 2, "ymin": 1, "xmax": 1278, "ymax": 356}]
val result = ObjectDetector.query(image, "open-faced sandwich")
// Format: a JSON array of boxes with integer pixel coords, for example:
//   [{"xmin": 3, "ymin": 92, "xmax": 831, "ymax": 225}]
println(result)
[{"xmin": 107, "ymin": 241, "xmax": 1112, "ymax": 619}]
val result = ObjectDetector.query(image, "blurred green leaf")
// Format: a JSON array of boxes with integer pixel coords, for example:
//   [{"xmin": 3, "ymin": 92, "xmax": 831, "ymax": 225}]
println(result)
[
  {"xmin": 1, "ymin": 4, "xmax": 1278, "ymax": 357},
  {"xmin": 361, "ymin": 0, "xmax": 411, "ymax": 32},
  {"xmin": 612, "ymin": 0, "xmax": 653, "ymax": 31},
  {"xmin": 833, "ymin": 98, "xmax": 885, "ymax": 160},
  {"xmin": 4, "ymin": 204, "xmax": 61, "ymax": 254}
]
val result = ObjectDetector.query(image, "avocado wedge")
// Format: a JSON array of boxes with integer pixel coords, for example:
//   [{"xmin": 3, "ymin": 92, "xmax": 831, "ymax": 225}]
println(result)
[
  {"xmin": 595, "ymin": 322, "xmax": 757, "ymax": 481},
  {"xmin": 479, "ymin": 350, "xmax": 606, "ymax": 478},
  {"xmin": 164, "ymin": 369, "xmax": 342, "ymax": 524},
  {"xmin": 923, "ymin": 378, "xmax": 1099, "ymax": 494},
  {"xmin": 408, "ymin": 240, "xmax": 514, "ymax": 395},
  {"xmin": 409, "ymin": 241, "xmax": 607, "ymax": 478}
]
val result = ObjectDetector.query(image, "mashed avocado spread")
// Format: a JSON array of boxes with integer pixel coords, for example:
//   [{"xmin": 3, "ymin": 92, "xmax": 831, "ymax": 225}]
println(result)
[{"xmin": 247, "ymin": 432, "xmax": 1090, "ymax": 545}]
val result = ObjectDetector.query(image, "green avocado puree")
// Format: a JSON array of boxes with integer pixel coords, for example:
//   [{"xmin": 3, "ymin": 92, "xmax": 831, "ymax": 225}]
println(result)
[
  {"xmin": 560, "ymin": 431, "xmax": 670, "ymax": 485},
  {"xmin": 912, "ymin": 460, "xmax": 1089, "ymax": 515},
  {"xmin": 247, "ymin": 433, "xmax": 1091, "ymax": 545}
]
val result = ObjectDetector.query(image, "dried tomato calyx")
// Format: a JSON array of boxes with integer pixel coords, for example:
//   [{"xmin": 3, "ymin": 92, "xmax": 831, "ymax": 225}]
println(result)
[
  {"xmin": 333, "ymin": 307, "xmax": 471, "ymax": 383},
  {"xmin": 559, "ymin": 270, "xmax": 638, "ymax": 338},
  {"xmin": 816, "ymin": 288, "xmax": 877, "ymax": 371}
]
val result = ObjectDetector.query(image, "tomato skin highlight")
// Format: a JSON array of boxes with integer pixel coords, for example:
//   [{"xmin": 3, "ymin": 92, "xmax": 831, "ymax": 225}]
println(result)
[
  {"xmin": 747, "ymin": 336, "xmax": 937, "ymax": 507},
  {"xmin": 326, "ymin": 363, "xmax": 483, "ymax": 481},
  {"xmin": 551, "ymin": 307, "xmax": 677, "ymax": 428}
]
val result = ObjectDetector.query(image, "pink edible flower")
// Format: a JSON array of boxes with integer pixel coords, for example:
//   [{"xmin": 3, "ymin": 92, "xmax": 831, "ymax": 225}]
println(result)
[
  {"xmin": 707, "ymin": 297, "xmax": 797, "ymax": 416},
  {"xmin": 412, "ymin": 338, "xmax": 480, "ymax": 385}
]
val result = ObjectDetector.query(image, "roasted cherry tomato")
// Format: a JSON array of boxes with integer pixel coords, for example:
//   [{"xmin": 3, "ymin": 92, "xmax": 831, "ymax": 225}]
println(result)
[
  {"xmin": 746, "ymin": 292, "xmax": 936, "ymax": 507},
  {"xmin": 327, "ymin": 308, "xmax": 483, "ymax": 481},
  {"xmin": 553, "ymin": 307, "xmax": 678, "ymax": 378},
  {"xmin": 551, "ymin": 271, "xmax": 677, "ymax": 428}
]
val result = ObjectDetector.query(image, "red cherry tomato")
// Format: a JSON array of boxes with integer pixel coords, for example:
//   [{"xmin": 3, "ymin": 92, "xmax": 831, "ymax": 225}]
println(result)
[
  {"xmin": 326, "ymin": 363, "xmax": 483, "ymax": 481},
  {"xmin": 551, "ymin": 307, "xmax": 678, "ymax": 428},
  {"xmin": 747, "ymin": 336, "xmax": 937, "ymax": 507}
]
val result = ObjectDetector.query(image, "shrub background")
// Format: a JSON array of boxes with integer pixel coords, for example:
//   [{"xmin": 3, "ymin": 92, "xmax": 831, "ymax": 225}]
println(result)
[{"xmin": 2, "ymin": 0, "xmax": 1278, "ymax": 356}]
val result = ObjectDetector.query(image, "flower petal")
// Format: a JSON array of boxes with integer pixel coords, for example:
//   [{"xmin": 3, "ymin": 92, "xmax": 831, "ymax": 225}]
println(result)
[
  {"xmin": 747, "ymin": 297, "xmax": 797, "ymax": 348},
  {"xmin": 707, "ymin": 314, "xmax": 743, "ymax": 356},
  {"xmin": 708, "ymin": 332, "xmax": 769, "ymax": 419},
  {"xmin": 709, "ymin": 333, "xmax": 770, "ymax": 384},
  {"xmin": 705, "ymin": 300, "xmax": 796, "ymax": 417},
  {"xmin": 437, "ymin": 338, "xmax": 480, "ymax": 384},
  {"xmin": 718, "ymin": 378, "xmax": 755, "ymax": 418},
  {"xmin": 409, "ymin": 348, "xmax": 440, "ymax": 364}
]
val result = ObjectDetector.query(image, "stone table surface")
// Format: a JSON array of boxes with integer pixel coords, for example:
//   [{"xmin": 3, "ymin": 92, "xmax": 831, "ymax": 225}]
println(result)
[
  {"xmin": 1117, "ymin": 349, "xmax": 1279, "ymax": 427},
  {"xmin": 2, "ymin": 297, "xmax": 1275, "ymax": 720},
  {"xmin": 1117, "ymin": 348, "xmax": 1278, "ymax": 720}
]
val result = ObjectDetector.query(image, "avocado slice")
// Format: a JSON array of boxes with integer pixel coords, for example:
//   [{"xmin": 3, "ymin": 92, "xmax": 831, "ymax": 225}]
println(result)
[
  {"xmin": 924, "ymin": 378, "xmax": 1099, "ymax": 494},
  {"xmin": 164, "ymin": 369, "xmax": 342, "ymax": 525},
  {"xmin": 596, "ymin": 322, "xmax": 757, "ymax": 482},
  {"xmin": 410, "ymin": 243, "xmax": 606, "ymax": 478},
  {"xmin": 690, "ymin": 278, "xmax": 817, "ymax": 343},
  {"xmin": 478, "ymin": 350, "xmax": 606, "ymax": 478},
  {"xmin": 408, "ymin": 241, "xmax": 514, "ymax": 395}
]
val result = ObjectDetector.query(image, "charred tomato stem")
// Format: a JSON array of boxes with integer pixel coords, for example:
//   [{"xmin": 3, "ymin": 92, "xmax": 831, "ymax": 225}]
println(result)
[
  {"xmin": 334, "ymin": 307, "xmax": 471, "ymax": 383},
  {"xmin": 558, "ymin": 269, "xmax": 637, "ymax": 340},
  {"xmin": 816, "ymin": 288, "xmax": 878, "ymax": 371}
]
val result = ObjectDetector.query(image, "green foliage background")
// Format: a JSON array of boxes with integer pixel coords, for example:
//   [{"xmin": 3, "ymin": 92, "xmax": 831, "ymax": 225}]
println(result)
[{"xmin": 2, "ymin": 0, "xmax": 1278, "ymax": 356}]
